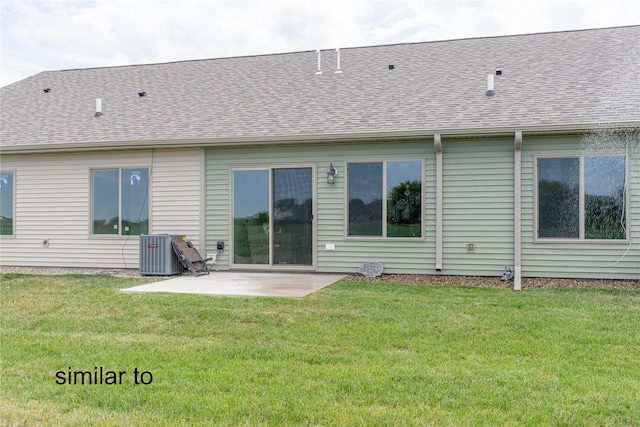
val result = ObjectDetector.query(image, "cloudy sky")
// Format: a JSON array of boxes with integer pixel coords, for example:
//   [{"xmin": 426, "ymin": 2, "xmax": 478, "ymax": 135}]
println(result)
[{"xmin": 1, "ymin": 0, "xmax": 639, "ymax": 87}]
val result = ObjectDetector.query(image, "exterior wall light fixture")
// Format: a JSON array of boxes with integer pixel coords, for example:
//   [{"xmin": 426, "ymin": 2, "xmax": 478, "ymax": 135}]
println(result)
[{"xmin": 327, "ymin": 163, "xmax": 337, "ymax": 184}]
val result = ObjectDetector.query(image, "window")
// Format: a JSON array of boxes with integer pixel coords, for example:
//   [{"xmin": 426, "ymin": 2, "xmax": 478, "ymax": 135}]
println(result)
[
  {"xmin": 0, "ymin": 172, "xmax": 14, "ymax": 236},
  {"xmin": 91, "ymin": 168, "xmax": 149, "ymax": 235},
  {"xmin": 538, "ymin": 158, "xmax": 580, "ymax": 238},
  {"xmin": 537, "ymin": 156, "xmax": 626, "ymax": 240},
  {"xmin": 347, "ymin": 160, "xmax": 422, "ymax": 238}
]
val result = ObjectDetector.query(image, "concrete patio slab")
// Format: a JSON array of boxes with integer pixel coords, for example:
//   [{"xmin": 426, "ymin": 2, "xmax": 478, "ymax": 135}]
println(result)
[{"xmin": 120, "ymin": 272, "xmax": 347, "ymax": 298}]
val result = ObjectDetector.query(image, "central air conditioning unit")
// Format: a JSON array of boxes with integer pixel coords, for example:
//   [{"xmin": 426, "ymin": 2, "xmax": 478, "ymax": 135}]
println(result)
[{"xmin": 139, "ymin": 234, "xmax": 185, "ymax": 276}]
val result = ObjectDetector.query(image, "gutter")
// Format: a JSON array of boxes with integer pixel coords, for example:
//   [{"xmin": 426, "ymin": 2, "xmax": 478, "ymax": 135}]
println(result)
[
  {"xmin": 434, "ymin": 134, "xmax": 443, "ymax": 272},
  {"xmin": 3, "ymin": 122, "xmax": 639, "ymax": 154}
]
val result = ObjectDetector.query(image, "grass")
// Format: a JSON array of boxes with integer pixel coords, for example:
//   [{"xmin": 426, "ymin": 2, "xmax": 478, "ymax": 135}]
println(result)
[{"xmin": 1, "ymin": 274, "xmax": 639, "ymax": 426}]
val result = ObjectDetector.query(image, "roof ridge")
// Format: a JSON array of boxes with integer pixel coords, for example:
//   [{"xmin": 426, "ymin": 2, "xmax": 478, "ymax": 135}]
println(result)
[{"xmin": 53, "ymin": 25, "xmax": 639, "ymax": 75}]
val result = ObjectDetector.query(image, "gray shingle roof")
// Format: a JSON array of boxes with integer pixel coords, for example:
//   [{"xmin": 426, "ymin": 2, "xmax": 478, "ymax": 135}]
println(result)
[{"xmin": 2, "ymin": 26, "xmax": 639, "ymax": 150}]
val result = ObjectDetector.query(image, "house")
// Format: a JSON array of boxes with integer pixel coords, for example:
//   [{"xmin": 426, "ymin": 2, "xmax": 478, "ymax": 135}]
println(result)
[{"xmin": 1, "ymin": 26, "xmax": 639, "ymax": 287}]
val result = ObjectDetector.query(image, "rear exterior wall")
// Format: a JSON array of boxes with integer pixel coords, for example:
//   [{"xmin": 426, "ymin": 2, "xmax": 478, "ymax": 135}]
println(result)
[
  {"xmin": 205, "ymin": 138, "xmax": 518, "ymax": 276},
  {"xmin": 521, "ymin": 135, "xmax": 639, "ymax": 280},
  {"xmin": 205, "ymin": 134, "xmax": 639, "ymax": 280},
  {"xmin": 0, "ymin": 148, "xmax": 202, "ymax": 269},
  {"xmin": 441, "ymin": 138, "xmax": 515, "ymax": 276},
  {"xmin": 205, "ymin": 141, "xmax": 437, "ymax": 274}
]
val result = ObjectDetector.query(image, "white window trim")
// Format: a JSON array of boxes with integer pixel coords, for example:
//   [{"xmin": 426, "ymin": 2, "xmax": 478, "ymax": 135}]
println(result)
[
  {"xmin": 534, "ymin": 154, "xmax": 629, "ymax": 243},
  {"xmin": 345, "ymin": 159, "xmax": 425, "ymax": 240}
]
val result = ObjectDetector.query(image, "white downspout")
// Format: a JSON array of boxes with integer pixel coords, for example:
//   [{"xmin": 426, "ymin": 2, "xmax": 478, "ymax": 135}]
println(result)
[
  {"xmin": 434, "ymin": 134, "xmax": 443, "ymax": 272},
  {"xmin": 514, "ymin": 131, "xmax": 522, "ymax": 290},
  {"xmin": 199, "ymin": 148, "xmax": 208, "ymax": 267}
]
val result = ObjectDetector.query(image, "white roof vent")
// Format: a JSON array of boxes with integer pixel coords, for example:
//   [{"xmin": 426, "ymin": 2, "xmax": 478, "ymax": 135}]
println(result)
[
  {"xmin": 315, "ymin": 49, "xmax": 322, "ymax": 75},
  {"xmin": 486, "ymin": 74, "xmax": 496, "ymax": 98},
  {"xmin": 95, "ymin": 98, "xmax": 103, "ymax": 117}
]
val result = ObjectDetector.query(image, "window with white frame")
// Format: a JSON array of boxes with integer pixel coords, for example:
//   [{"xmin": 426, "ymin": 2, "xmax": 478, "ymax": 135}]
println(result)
[
  {"xmin": 347, "ymin": 160, "xmax": 423, "ymax": 238},
  {"xmin": 0, "ymin": 171, "xmax": 14, "ymax": 236},
  {"xmin": 91, "ymin": 168, "xmax": 149, "ymax": 235},
  {"xmin": 537, "ymin": 156, "xmax": 627, "ymax": 240}
]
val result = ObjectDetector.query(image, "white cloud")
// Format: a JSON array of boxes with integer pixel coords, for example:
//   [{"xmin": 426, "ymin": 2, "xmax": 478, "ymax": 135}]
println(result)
[{"xmin": 2, "ymin": 0, "xmax": 639, "ymax": 86}]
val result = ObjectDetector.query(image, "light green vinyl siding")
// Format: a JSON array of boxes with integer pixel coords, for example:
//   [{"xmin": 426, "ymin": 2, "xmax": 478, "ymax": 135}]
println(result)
[
  {"xmin": 521, "ymin": 135, "xmax": 639, "ymax": 280},
  {"xmin": 205, "ymin": 141, "xmax": 436, "ymax": 274},
  {"xmin": 204, "ymin": 133, "xmax": 639, "ymax": 280},
  {"xmin": 441, "ymin": 138, "xmax": 515, "ymax": 276}
]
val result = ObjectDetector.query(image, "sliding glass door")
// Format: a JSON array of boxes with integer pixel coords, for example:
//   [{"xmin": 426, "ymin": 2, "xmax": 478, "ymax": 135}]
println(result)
[
  {"xmin": 272, "ymin": 168, "xmax": 313, "ymax": 265},
  {"xmin": 232, "ymin": 166, "xmax": 314, "ymax": 268},
  {"xmin": 232, "ymin": 170, "xmax": 270, "ymax": 265}
]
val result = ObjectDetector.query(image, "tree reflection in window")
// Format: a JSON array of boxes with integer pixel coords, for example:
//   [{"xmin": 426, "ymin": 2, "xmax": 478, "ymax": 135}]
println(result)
[
  {"xmin": 348, "ymin": 161, "xmax": 422, "ymax": 238},
  {"xmin": 538, "ymin": 156, "xmax": 626, "ymax": 240},
  {"xmin": 584, "ymin": 156, "xmax": 626, "ymax": 239}
]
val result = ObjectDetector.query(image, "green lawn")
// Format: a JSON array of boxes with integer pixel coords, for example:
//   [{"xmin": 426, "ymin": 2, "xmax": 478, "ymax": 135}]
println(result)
[{"xmin": 1, "ymin": 274, "xmax": 639, "ymax": 426}]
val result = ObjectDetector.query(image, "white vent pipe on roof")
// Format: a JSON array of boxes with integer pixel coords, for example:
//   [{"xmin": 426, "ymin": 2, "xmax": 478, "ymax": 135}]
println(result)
[
  {"xmin": 95, "ymin": 98, "xmax": 103, "ymax": 117},
  {"xmin": 486, "ymin": 74, "xmax": 496, "ymax": 98},
  {"xmin": 316, "ymin": 49, "xmax": 322, "ymax": 75},
  {"xmin": 335, "ymin": 48, "xmax": 342, "ymax": 74}
]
